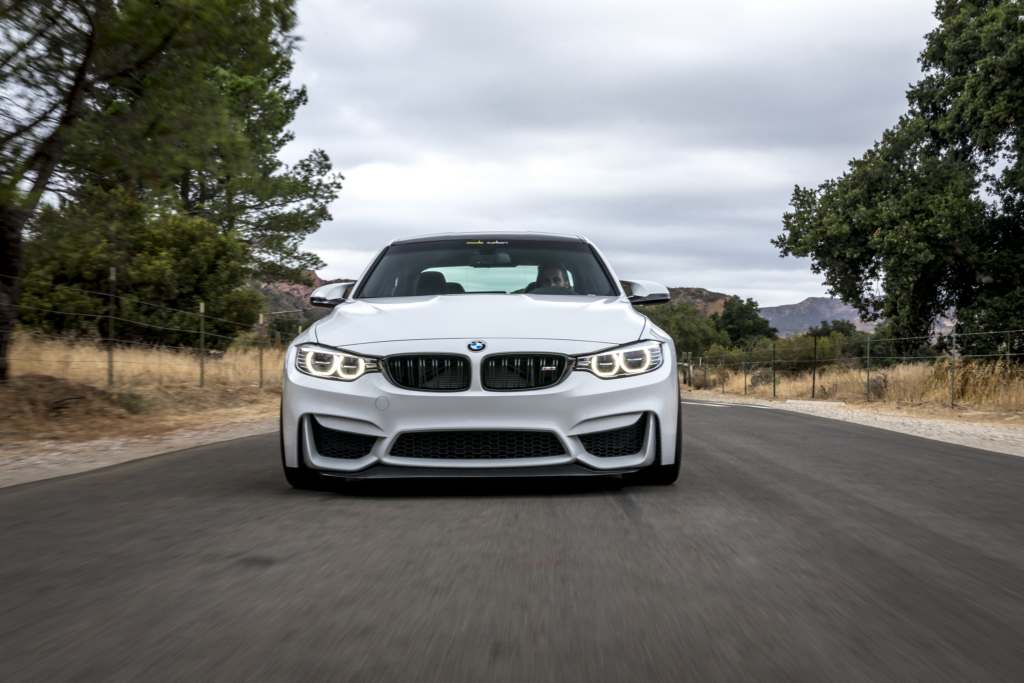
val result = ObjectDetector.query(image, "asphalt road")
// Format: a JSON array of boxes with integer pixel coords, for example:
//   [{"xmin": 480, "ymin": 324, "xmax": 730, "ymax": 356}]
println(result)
[{"xmin": 2, "ymin": 402, "xmax": 1023, "ymax": 683}]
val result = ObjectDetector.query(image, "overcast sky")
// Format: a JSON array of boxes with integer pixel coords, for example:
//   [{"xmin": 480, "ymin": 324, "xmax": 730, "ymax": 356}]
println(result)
[{"xmin": 283, "ymin": 0, "xmax": 938, "ymax": 307}]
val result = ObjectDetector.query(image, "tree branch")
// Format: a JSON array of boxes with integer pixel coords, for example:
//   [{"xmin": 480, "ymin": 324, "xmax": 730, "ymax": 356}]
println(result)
[
  {"xmin": 18, "ymin": 11, "xmax": 99, "ymax": 206},
  {"xmin": 0, "ymin": 100, "xmax": 60, "ymax": 148},
  {"xmin": 95, "ymin": 26, "xmax": 179, "ymax": 83}
]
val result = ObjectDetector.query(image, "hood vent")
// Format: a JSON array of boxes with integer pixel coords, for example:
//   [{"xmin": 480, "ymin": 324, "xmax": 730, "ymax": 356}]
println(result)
[
  {"xmin": 481, "ymin": 354, "xmax": 570, "ymax": 391},
  {"xmin": 385, "ymin": 355, "xmax": 470, "ymax": 391}
]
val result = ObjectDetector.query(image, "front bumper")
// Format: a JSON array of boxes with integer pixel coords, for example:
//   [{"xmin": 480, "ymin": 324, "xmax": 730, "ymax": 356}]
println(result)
[{"xmin": 281, "ymin": 340, "xmax": 679, "ymax": 476}]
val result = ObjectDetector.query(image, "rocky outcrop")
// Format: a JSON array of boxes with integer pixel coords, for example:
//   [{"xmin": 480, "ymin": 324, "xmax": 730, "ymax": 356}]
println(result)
[
  {"xmin": 260, "ymin": 271, "xmax": 355, "ymax": 321},
  {"xmin": 667, "ymin": 287, "xmax": 734, "ymax": 316}
]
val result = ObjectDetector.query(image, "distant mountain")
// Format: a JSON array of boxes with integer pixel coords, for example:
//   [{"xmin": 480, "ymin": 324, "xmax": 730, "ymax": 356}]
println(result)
[
  {"xmin": 758, "ymin": 297, "xmax": 874, "ymax": 336},
  {"xmin": 667, "ymin": 287, "xmax": 733, "ymax": 316}
]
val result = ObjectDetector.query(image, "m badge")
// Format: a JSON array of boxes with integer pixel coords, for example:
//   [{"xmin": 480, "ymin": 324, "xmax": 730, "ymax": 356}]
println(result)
[{"xmin": 468, "ymin": 341, "xmax": 486, "ymax": 352}]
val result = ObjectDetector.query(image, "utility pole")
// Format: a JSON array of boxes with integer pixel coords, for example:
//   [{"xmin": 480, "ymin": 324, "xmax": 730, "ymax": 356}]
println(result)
[
  {"xmin": 866, "ymin": 336, "xmax": 871, "ymax": 401},
  {"xmin": 107, "ymin": 267, "xmax": 115, "ymax": 386},
  {"xmin": 743, "ymin": 348, "xmax": 747, "ymax": 395},
  {"xmin": 812, "ymin": 335, "xmax": 818, "ymax": 399},
  {"xmin": 199, "ymin": 301, "xmax": 205, "ymax": 388},
  {"xmin": 722, "ymin": 352, "xmax": 726, "ymax": 394},
  {"xmin": 951, "ymin": 330, "xmax": 956, "ymax": 408}
]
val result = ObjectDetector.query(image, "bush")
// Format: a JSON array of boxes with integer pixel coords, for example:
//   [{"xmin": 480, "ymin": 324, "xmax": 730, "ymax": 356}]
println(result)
[{"xmin": 749, "ymin": 366, "xmax": 777, "ymax": 388}]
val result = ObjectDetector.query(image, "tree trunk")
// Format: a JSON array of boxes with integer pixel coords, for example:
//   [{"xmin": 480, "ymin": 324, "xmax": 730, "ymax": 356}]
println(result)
[
  {"xmin": 0, "ymin": 204, "xmax": 29, "ymax": 381},
  {"xmin": 0, "ymin": 18, "xmax": 97, "ymax": 380}
]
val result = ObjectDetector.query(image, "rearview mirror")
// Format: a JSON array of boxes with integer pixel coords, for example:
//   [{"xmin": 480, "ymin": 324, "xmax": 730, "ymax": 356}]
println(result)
[
  {"xmin": 310, "ymin": 282, "xmax": 352, "ymax": 308},
  {"xmin": 468, "ymin": 252, "xmax": 513, "ymax": 267},
  {"xmin": 620, "ymin": 279, "xmax": 670, "ymax": 306}
]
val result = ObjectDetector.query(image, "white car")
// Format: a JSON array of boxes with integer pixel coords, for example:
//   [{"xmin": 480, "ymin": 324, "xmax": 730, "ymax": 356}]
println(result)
[{"xmin": 280, "ymin": 233, "xmax": 681, "ymax": 487}]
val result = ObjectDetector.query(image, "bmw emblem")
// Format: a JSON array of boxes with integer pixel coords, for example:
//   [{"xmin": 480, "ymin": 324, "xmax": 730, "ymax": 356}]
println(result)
[{"xmin": 468, "ymin": 341, "xmax": 486, "ymax": 352}]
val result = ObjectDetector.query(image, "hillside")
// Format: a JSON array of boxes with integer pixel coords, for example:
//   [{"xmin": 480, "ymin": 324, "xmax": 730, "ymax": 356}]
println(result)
[
  {"xmin": 664, "ymin": 288, "xmax": 876, "ymax": 337},
  {"xmin": 667, "ymin": 287, "xmax": 733, "ymax": 316},
  {"xmin": 758, "ymin": 297, "xmax": 874, "ymax": 336},
  {"xmin": 260, "ymin": 271, "xmax": 354, "ymax": 325}
]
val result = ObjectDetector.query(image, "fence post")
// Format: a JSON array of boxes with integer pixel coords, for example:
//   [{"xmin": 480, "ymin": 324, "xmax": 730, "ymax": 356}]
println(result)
[
  {"xmin": 703, "ymin": 357, "xmax": 707, "ymax": 389},
  {"xmin": 275, "ymin": 331, "xmax": 281, "ymax": 349},
  {"xmin": 951, "ymin": 330, "xmax": 956, "ymax": 408},
  {"xmin": 107, "ymin": 267, "xmax": 115, "ymax": 386},
  {"xmin": 866, "ymin": 336, "xmax": 871, "ymax": 401},
  {"xmin": 772, "ymin": 341, "xmax": 776, "ymax": 398},
  {"xmin": 258, "ymin": 314, "xmax": 264, "ymax": 391},
  {"xmin": 199, "ymin": 301, "xmax": 205, "ymax": 388},
  {"xmin": 722, "ymin": 352, "xmax": 726, "ymax": 394},
  {"xmin": 812, "ymin": 335, "xmax": 818, "ymax": 399},
  {"xmin": 743, "ymin": 349, "xmax": 747, "ymax": 395}
]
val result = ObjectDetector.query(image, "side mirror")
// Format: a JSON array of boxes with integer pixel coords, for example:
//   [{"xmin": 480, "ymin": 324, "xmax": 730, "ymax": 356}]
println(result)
[
  {"xmin": 620, "ymin": 279, "xmax": 670, "ymax": 306},
  {"xmin": 310, "ymin": 282, "xmax": 353, "ymax": 308}
]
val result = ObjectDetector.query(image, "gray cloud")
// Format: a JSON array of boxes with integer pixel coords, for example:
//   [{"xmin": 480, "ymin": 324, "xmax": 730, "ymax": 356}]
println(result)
[{"xmin": 285, "ymin": 0, "xmax": 938, "ymax": 306}]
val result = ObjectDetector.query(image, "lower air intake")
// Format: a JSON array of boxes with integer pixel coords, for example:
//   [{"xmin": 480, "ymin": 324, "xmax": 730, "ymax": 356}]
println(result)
[
  {"xmin": 311, "ymin": 418, "xmax": 378, "ymax": 459},
  {"xmin": 389, "ymin": 430, "xmax": 566, "ymax": 459},
  {"xmin": 386, "ymin": 355, "xmax": 470, "ymax": 391},
  {"xmin": 578, "ymin": 414, "xmax": 648, "ymax": 457}
]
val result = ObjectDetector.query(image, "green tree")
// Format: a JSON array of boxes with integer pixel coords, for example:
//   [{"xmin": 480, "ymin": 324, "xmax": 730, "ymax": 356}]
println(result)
[
  {"xmin": 807, "ymin": 319, "xmax": 858, "ymax": 338},
  {"xmin": 170, "ymin": 62, "xmax": 343, "ymax": 283},
  {"xmin": 773, "ymin": 1, "xmax": 1023, "ymax": 350},
  {"xmin": 639, "ymin": 301, "xmax": 730, "ymax": 358},
  {"xmin": 0, "ymin": 0, "xmax": 336, "ymax": 377},
  {"xmin": 20, "ymin": 188, "xmax": 262, "ymax": 349},
  {"xmin": 710, "ymin": 296, "xmax": 778, "ymax": 347}
]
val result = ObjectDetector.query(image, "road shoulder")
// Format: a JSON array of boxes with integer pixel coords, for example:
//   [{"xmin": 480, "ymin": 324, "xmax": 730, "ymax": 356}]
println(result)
[
  {"xmin": 683, "ymin": 391, "xmax": 1024, "ymax": 458},
  {"xmin": 0, "ymin": 419, "xmax": 278, "ymax": 489}
]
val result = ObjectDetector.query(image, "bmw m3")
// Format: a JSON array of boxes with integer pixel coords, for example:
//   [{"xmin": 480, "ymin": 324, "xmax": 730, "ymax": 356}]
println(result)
[{"xmin": 280, "ymin": 232, "xmax": 681, "ymax": 487}]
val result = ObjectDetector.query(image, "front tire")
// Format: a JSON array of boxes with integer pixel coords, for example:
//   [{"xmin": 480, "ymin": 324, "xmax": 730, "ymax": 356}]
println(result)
[
  {"xmin": 281, "ymin": 413, "xmax": 328, "ymax": 490},
  {"xmin": 625, "ymin": 403, "xmax": 682, "ymax": 486}
]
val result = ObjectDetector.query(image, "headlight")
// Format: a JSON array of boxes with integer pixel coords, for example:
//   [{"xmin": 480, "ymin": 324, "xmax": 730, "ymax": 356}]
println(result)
[
  {"xmin": 295, "ymin": 346, "xmax": 379, "ymax": 381},
  {"xmin": 575, "ymin": 341, "xmax": 663, "ymax": 379}
]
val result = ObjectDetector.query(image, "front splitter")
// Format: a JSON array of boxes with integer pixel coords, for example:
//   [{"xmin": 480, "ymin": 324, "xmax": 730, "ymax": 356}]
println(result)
[{"xmin": 320, "ymin": 463, "xmax": 640, "ymax": 479}]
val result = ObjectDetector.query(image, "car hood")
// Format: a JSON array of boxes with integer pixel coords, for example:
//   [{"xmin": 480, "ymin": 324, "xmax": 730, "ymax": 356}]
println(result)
[{"xmin": 312, "ymin": 294, "xmax": 646, "ymax": 347}]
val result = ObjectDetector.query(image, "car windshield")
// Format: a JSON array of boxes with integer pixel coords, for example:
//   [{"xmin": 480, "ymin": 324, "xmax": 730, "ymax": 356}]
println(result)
[{"xmin": 357, "ymin": 239, "xmax": 619, "ymax": 298}]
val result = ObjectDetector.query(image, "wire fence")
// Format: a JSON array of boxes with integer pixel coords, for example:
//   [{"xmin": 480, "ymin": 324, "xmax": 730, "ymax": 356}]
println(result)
[
  {"xmin": 677, "ymin": 329, "xmax": 1024, "ymax": 409},
  {"xmin": 2, "ymin": 272, "xmax": 307, "ymax": 390}
]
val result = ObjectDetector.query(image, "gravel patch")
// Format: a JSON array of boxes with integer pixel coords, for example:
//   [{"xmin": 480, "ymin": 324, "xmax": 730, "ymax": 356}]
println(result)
[
  {"xmin": 0, "ymin": 419, "xmax": 278, "ymax": 489},
  {"xmin": 685, "ymin": 391, "xmax": 1024, "ymax": 458}
]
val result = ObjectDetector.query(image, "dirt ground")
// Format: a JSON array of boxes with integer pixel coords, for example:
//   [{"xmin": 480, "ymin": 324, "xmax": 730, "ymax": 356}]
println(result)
[
  {"xmin": 0, "ymin": 375, "xmax": 280, "ymax": 488},
  {"xmin": 681, "ymin": 385, "xmax": 1024, "ymax": 430},
  {"xmin": 0, "ymin": 374, "xmax": 280, "ymax": 440}
]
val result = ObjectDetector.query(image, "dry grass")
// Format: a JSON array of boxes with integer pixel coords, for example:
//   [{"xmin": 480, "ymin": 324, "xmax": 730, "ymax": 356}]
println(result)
[
  {"xmin": 686, "ymin": 358, "xmax": 1024, "ymax": 411},
  {"xmin": 7, "ymin": 332, "xmax": 287, "ymax": 388},
  {"xmin": 1, "ymin": 333, "xmax": 284, "ymax": 442}
]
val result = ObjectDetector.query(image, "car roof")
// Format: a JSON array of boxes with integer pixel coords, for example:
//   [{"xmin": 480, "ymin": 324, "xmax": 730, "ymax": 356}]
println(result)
[{"xmin": 390, "ymin": 232, "xmax": 587, "ymax": 245}]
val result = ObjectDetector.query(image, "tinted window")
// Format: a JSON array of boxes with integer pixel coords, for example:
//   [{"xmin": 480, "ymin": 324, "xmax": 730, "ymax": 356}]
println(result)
[{"xmin": 358, "ymin": 239, "xmax": 618, "ymax": 298}]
